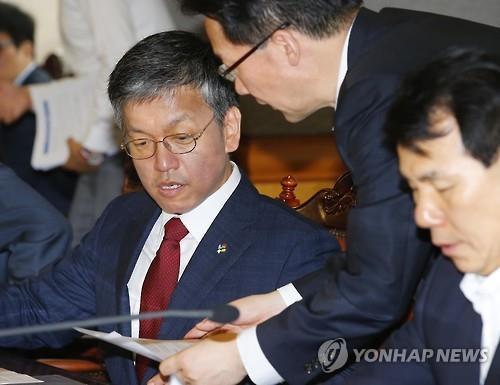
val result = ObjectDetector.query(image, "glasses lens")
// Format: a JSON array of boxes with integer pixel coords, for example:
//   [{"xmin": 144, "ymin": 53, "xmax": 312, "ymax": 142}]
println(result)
[
  {"xmin": 165, "ymin": 134, "xmax": 196, "ymax": 154},
  {"xmin": 125, "ymin": 139, "xmax": 155, "ymax": 159}
]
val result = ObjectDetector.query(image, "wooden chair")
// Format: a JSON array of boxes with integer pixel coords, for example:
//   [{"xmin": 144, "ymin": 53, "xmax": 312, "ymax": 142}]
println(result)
[{"xmin": 278, "ymin": 171, "xmax": 356, "ymax": 250}]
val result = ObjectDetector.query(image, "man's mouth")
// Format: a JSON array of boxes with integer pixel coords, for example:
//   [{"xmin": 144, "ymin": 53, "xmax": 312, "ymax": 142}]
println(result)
[{"xmin": 160, "ymin": 183, "xmax": 182, "ymax": 190}]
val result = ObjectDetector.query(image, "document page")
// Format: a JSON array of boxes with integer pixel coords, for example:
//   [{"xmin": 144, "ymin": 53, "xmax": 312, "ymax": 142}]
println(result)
[
  {"xmin": 74, "ymin": 328, "xmax": 193, "ymax": 362},
  {"xmin": 0, "ymin": 369, "xmax": 42, "ymax": 384}
]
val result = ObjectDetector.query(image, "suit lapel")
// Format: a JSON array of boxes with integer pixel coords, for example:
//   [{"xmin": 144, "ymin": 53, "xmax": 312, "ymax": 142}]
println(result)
[
  {"xmin": 427, "ymin": 259, "xmax": 482, "ymax": 385},
  {"xmin": 158, "ymin": 176, "xmax": 260, "ymax": 339}
]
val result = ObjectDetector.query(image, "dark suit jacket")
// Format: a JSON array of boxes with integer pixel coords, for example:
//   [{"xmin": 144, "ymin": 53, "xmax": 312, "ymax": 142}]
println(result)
[
  {"xmin": 0, "ymin": 66, "xmax": 78, "ymax": 215},
  {"xmin": 0, "ymin": 174, "xmax": 338, "ymax": 385},
  {"xmin": 256, "ymin": 7, "xmax": 500, "ymax": 384},
  {"xmin": 0, "ymin": 164, "xmax": 72, "ymax": 284},
  {"xmin": 343, "ymin": 257, "xmax": 500, "ymax": 385}
]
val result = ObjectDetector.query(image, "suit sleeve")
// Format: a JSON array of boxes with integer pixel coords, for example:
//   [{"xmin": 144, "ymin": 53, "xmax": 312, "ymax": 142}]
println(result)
[
  {"xmin": 0, "ymin": 196, "xmax": 115, "ymax": 348},
  {"xmin": 343, "ymin": 259, "xmax": 439, "ymax": 385},
  {"xmin": 0, "ymin": 166, "xmax": 72, "ymax": 283},
  {"xmin": 275, "ymin": 224, "xmax": 340, "ymax": 288},
  {"xmin": 256, "ymin": 77, "xmax": 437, "ymax": 384}
]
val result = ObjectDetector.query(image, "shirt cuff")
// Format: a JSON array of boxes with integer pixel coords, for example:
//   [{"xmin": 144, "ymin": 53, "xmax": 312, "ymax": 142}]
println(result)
[
  {"xmin": 277, "ymin": 283, "xmax": 303, "ymax": 307},
  {"xmin": 237, "ymin": 327, "xmax": 285, "ymax": 385}
]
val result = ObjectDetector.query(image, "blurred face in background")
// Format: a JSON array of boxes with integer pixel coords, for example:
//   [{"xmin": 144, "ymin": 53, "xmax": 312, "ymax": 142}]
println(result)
[{"xmin": 0, "ymin": 32, "xmax": 32, "ymax": 83}]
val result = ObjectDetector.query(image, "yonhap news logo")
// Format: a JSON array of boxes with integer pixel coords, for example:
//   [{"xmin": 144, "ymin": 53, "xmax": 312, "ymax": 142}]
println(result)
[
  {"xmin": 318, "ymin": 338, "xmax": 489, "ymax": 373},
  {"xmin": 317, "ymin": 338, "xmax": 349, "ymax": 373}
]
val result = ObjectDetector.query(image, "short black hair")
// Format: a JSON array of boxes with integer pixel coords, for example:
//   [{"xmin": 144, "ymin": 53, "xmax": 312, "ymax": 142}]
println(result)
[
  {"xmin": 180, "ymin": 0, "xmax": 363, "ymax": 45},
  {"xmin": 108, "ymin": 31, "xmax": 239, "ymax": 130},
  {"xmin": 0, "ymin": 2, "xmax": 34, "ymax": 46},
  {"xmin": 386, "ymin": 48, "xmax": 500, "ymax": 167}
]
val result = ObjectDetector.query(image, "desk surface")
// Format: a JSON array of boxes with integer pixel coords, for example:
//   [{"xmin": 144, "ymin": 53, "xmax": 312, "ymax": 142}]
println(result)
[{"xmin": 0, "ymin": 349, "xmax": 109, "ymax": 385}]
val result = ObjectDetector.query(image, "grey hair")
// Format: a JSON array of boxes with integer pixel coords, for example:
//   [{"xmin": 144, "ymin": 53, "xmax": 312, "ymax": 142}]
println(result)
[{"xmin": 108, "ymin": 30, "xmax": 238, "ymax": 131}]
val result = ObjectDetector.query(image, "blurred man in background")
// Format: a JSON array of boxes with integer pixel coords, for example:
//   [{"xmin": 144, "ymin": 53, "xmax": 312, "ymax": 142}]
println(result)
[{"xmin": 0, "ymin": 2, "xmax": 77, "ymax": 215}]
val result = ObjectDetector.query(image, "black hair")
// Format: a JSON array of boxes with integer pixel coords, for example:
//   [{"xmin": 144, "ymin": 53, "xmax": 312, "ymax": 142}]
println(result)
[
  {"xmin": 386, "ymin": 48, "xmax": 500, "ymax": 167},
  {"xmin": 180, "ymin": 0, "xmax": 363, "ymax": 45},
  {"xmin": 108, "ymin": 31, "xmax": 239, "ymax": 130},
  {"xmin": 0, "ymin": 2, "xmax": 34, "ymax": 46}
]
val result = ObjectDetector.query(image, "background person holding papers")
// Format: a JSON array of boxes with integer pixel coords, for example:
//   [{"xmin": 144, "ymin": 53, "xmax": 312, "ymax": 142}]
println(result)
[
  {"xmin": 0, "ymin": 2, "xmax": 77, "ymax": 215},
  {"xmin": 0, "ymin": 31, "xmax": 338, "ymax": 385}
]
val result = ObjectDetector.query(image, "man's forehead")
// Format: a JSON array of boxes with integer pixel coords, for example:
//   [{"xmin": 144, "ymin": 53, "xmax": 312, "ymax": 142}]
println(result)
[
  {"xmin": 398, "ymin": 134, "xmax": 467, "ymax": 182},
  {"xmin": 399, "ymin": 112, "xmax": 463, "ymax": 159},
  {"xmin": 125, "ymin": 87, "xmax": 205, "ymax": 112}
]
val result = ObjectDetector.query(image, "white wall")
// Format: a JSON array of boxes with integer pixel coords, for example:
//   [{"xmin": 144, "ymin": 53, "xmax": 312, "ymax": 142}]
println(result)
[{"xmin": 2, "ymin": 0, "xmax": 63, "ymax": 63}]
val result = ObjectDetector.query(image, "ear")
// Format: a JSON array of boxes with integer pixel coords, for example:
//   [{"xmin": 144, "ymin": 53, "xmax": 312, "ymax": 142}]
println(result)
[
  {"xmin": 271, "ymin": 29, "xmax": 300, "ymax": 66},
  {"xmin": 222, "ymin": 106, "xmax": 241, "ymax": 153}
]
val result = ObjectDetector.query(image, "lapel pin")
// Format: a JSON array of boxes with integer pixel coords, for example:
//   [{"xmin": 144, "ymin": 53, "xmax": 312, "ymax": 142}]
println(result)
[{"xmin": 216, "ymin": 243, "xmax": 228, "ymax": 254}]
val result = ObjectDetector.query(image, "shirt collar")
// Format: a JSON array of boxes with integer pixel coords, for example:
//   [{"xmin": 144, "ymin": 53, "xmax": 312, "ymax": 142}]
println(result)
[
  {"xmin": 460, "ymin": 267, "xmax": 500, "ymax": 309},
  {"xmin": 334, "ymin": 19, "xmax": 354, "ymax": 109},
  {"xmin": 159, "ymin": 161, "xmax": 241, "ymax": 241},
  {"xmin": 14, "ymin": 62, "xmax": 36, "ymax": 86}
]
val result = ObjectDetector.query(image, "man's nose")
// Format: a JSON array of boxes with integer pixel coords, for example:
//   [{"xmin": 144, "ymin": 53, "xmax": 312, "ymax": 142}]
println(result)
[
  {"xmin": 414, "ymin": 194, "xmax": 445, "ymax": 229},
  {"xmin": 153, "ymin": 142, "xmax": 180, "ymax": 171}
]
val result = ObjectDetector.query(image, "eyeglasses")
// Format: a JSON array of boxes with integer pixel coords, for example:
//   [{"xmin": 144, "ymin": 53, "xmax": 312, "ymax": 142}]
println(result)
[
  {"xmin": 218, "ymin": 22, "xmax": 291, "ymax": 82},
  {"xmin": 121, "ymin": 114, "xmax": 215, "ymax": 160}
]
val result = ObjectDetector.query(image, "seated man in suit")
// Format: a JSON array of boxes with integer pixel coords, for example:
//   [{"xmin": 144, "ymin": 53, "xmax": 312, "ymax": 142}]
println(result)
[
  {"xmin": 0, "ymin": 162, "xmax": 72, "ymax": 284},
  {"xmin": 0, "ymin": 31, "xmax": 338, "ymax": 385},
  {"xmin": 0, "ymin": 2, "xmax": 77, "ymax": 215},
  {"xmin": 337, "ymin": 49, "xmax": 500, "ymax": 385}
]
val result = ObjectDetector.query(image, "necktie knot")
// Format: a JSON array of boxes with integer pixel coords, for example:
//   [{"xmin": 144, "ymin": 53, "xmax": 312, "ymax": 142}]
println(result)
[{"xmin": 164, "ymin": 217, "xmax": 188, "ymax": 242}]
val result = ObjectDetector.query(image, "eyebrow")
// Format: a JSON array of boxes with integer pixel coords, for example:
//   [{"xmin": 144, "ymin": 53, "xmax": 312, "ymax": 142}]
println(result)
[{"xmin": 126, "ymin": 114, "xmax": 193, "ymax": 135}]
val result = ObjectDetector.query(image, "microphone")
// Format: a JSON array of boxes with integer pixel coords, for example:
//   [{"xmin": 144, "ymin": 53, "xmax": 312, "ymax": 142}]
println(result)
[
  {"xmin": 212, "ymin": 303, "xmax": 240, "ymax": 323},
  {"xmin": 0, "ymin": 304, "xmax": 239, "ymax": 338}
]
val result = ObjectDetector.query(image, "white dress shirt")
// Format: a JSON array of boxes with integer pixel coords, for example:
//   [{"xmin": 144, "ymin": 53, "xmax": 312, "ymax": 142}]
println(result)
[
  {"xmin": 237, "ymin": 21, "xmax": 354, "ymax": 385},
  {"xmin": 460, "ymin": 267, "xmax": 500, "ymax": 385},
  {"xmin": 128, "ymin": 162, "xmax": 241, "ymax": 339}
]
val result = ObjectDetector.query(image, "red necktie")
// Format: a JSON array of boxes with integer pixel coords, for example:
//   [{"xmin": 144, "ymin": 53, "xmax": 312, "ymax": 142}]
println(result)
[{"xmin": 135, "ymin": 217, "xmax": 188, "ymax": 382}]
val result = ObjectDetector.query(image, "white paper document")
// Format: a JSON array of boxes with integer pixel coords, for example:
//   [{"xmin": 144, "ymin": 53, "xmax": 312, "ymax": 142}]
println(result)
[
  {"xmin": 30, "ymin": 77, "xmax": 96, "ymax": 170},
  {"xmin": 74, "ymin": 327, "xmax": 193, "ymax": 362},
  {"xmin": 0, "ymin": 368, "xmax": 43, "ymax": 384}
]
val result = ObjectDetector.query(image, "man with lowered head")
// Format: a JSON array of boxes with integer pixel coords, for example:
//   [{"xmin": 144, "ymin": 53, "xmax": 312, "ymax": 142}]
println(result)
[{"xmin": 345, "ymin": 48, "xmax": 500, "ymax": 385}]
